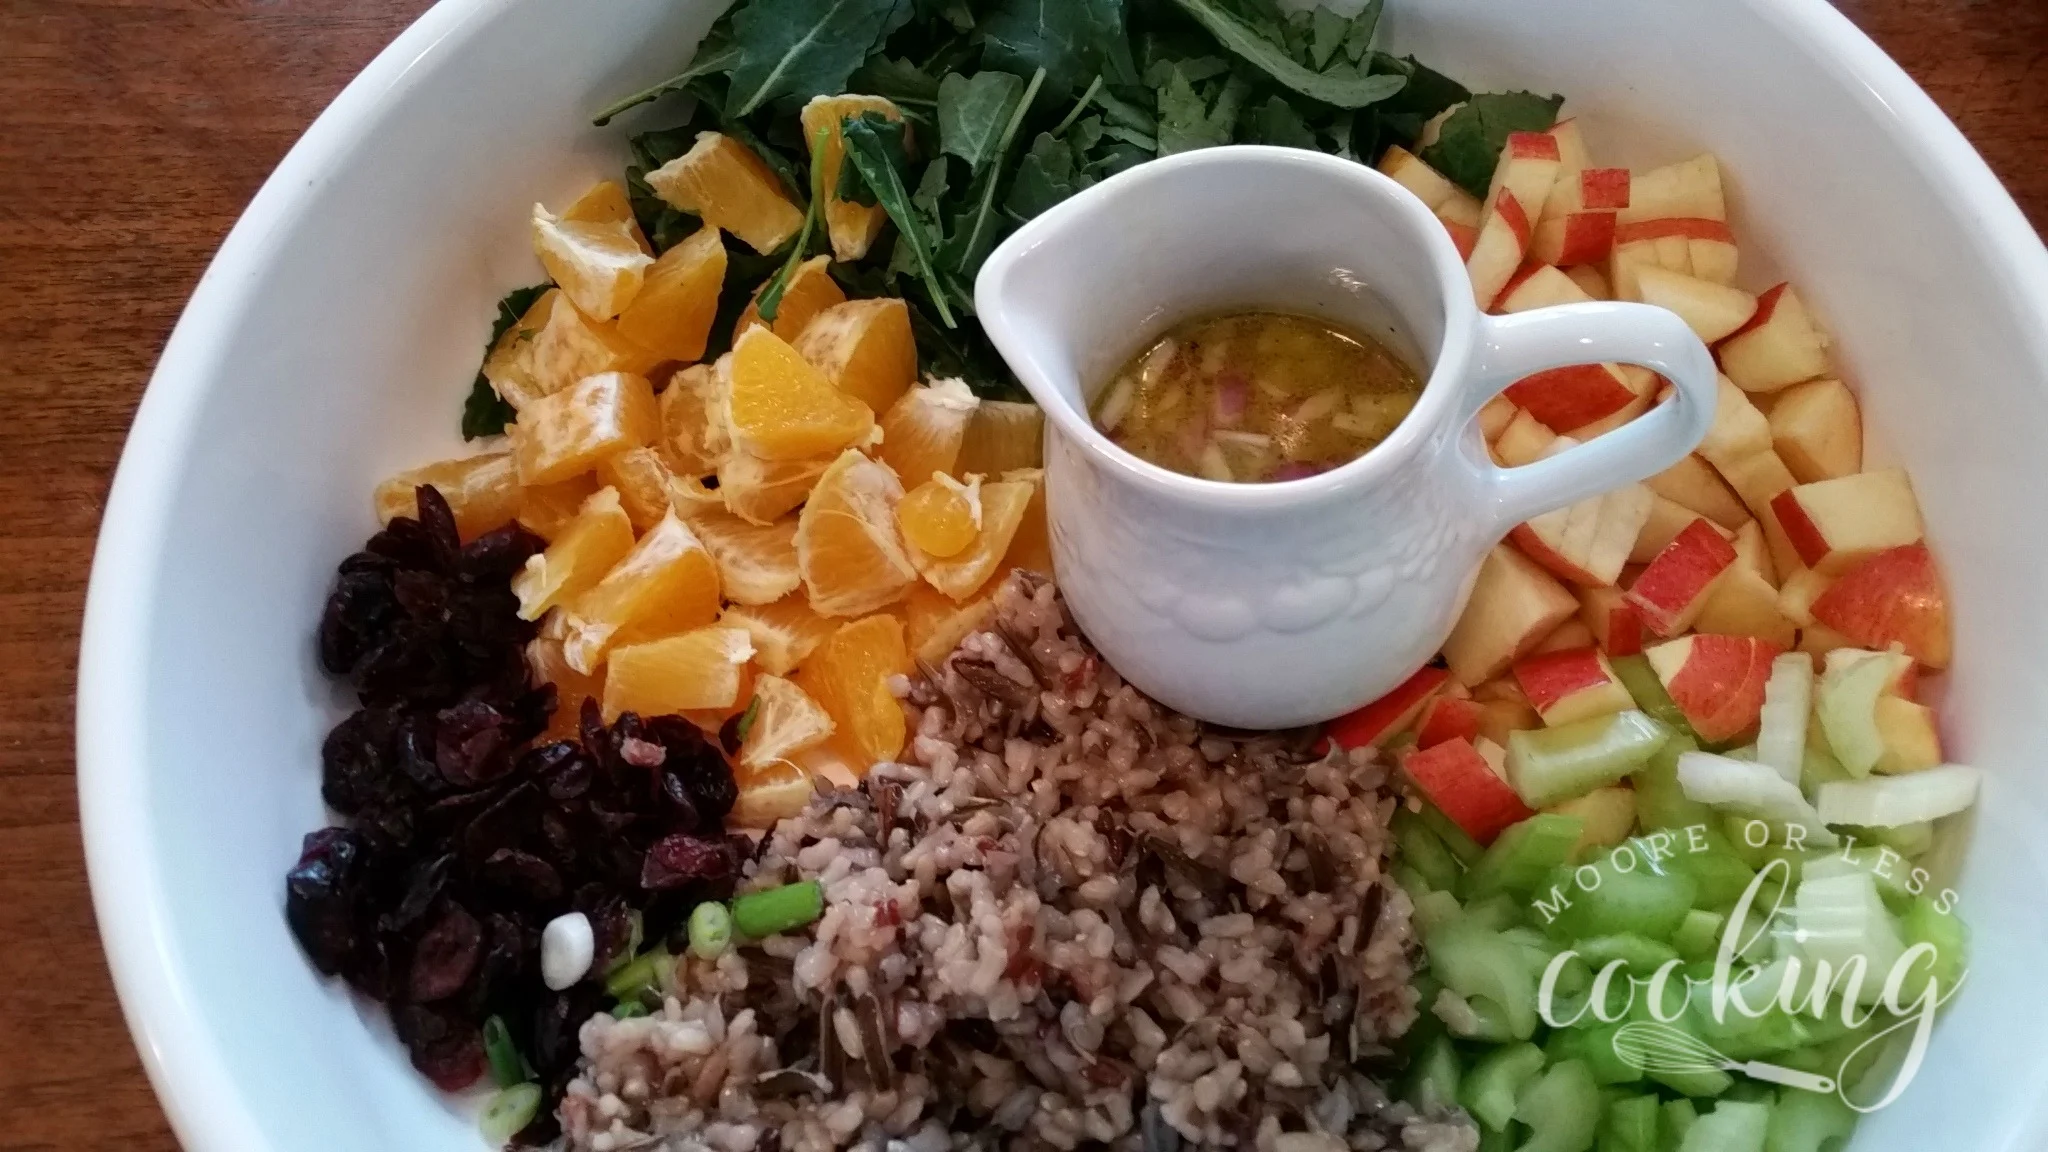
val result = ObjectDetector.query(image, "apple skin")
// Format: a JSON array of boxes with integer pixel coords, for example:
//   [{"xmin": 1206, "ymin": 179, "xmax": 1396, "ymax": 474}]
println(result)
[
  {"xmin": 1631, "ymin": 266, "xmax": 1758, "ymax": 343},
  {"xmin": 1497, "ymin": 264, "xmax": 1594, "ymax": 313},
  {"xmin": 1718, "ymin": 283, "xmax": 1831, "ymax": 393},
  {"xmin": 1402, "ymin": 736, "xmax": 1535, "ymax": 845},
  {"xmin": 1769, "ymin": 378, "xmax": 1863, "ymax": 484},
  {"xmin": 1625, "ymin": 518, "xmax": 1740, "ymax": 635},
  {"xmin": 1505, "ymin": 364, "xmax": 1638, "ymax": 433},
  {"xmin": 1578, "ymin": 586, "xmax": 1647, "ymax": 656},
  {"xmin": 1468, "ymin": 191, "xmax": 1534, "ymax": 309},
  {"xmin": 1513, "ymin": 647, "xmax": 1635, "ymax": 726},
  {"xmin": 1443, "ymin": 546, "xmax": 1581, "ymax": 685},
  {"xmin": 1809, "ymin": 542, "xmax": 1952, "ymax": 668},
  {"xmin": 1326, "ymin": 664, "xmax": 1450, "ymax": 749},
  {"xmin": 1648, "ymin": 454, "xmax": 1751, "ymax": 530},
  {"xmin": 1768, "ymin": 469, "xmax": 1924, "ymax": 575},
  {"xmin": 1645, "ymin": 633, "xmax": 1786, "ymax": 744},
  {"xmin": 1415, "ymin": 696, "xmax": 1485, "ymax": 749}
]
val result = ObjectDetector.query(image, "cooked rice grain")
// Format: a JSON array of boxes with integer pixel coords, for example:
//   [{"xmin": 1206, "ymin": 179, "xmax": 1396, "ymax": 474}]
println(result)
[{"xmin": 555, "ymin": 573, "xmax": 1473, "ymax": 1152}]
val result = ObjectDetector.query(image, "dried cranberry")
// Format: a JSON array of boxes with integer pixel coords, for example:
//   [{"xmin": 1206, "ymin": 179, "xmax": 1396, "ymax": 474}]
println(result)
[
  {"xmin": 460, "ymin": 524, "xmax": 544, "ymax": 583},
  {"xmin": 435, "ymin": 699, "xmax": 512, "ymax": 787},
  {"xmin": 284, "ymin": 828, "xmax": 365, "ymax": 976},
  {"xmin": 394, "ymin": 1003, "xmax": 486, "ymax": 1091},
  {"xmin": 481, "ymin": 849, "xmax": 564, "ymax": 904},
  {"xmin": 381, "ymin": 852, "xmax": 453, "ymax": 937},
  {"xmin": 414, "ymin": 485, "xmax": 463, "ymax": 572},
  {"xmin": 641, "ymin": 834, "xmax": 737, "ymax": 890},
  {"xmin": 318, "ymin": 568, "xmax": 399, "ymax": 676},
  {"xmin": 409, "ymin": 903, "xmax": 482, "ymax": 1002}
]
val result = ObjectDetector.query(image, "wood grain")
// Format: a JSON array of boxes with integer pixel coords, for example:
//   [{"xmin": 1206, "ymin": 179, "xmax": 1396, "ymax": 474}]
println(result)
[{"xmin": 0, "ymin": 1, "xmax": 2038, "ymax": 1147}]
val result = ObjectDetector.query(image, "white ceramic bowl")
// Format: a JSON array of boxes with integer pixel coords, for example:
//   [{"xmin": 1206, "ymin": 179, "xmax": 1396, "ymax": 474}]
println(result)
[{"xmin": 77, "ymin": 0, "xmax": 2048, "ymax": 1148}]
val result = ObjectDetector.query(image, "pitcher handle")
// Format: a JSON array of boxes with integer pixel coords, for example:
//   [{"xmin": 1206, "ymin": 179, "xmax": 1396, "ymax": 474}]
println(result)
[{"xmin": 1455, "ymin": 303, "xmax": 1719, "ymax": 531}]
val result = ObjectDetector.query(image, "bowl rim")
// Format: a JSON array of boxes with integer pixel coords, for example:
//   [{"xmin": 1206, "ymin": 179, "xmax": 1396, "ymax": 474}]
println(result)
[{"xmin": 74, "ymin": 0, "xmax": 2048, "ymax": 1148}]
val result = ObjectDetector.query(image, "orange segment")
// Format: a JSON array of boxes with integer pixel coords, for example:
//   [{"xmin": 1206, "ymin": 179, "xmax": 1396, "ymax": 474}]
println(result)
[
  {"xmin": 560, "ymin": 180, "xmax": 639, "ymax": 229},
  {"xmin": 656, "ymin": 362, "xmax": 730, "ymax": 477},
  {"xmin": 595, "ymin": 446, "xmax": 676, "ymax": 532},
  {"xmin": 510, "ymin": 371, "xmax": 660, "ymax": 486},
  {"xmin": 878, "ymin": 378, "xmax": 980, "ymax": 485},
  {"xmin": 374, "ymin": 452, "xmax": 522, "ymax": 541},
  {"xmin": 720, "ymin": 597, "xmax": 837, "ymax": 677},
  {"xmin": 727, "ymin": 327, "xmax": 875, "ymax": 461},
  {"xmin": 685, "ymin": 506, "xmax": 801, "ymax": 605},
  {"xmin": 736, "ymin": 255, "xmax": 846, "ymax": 341},
  {"xmin": 560, "ymin": 511, "xmax": 722, "ymax": 673},
  {"xmin": 1001, "ymin": 469, "xmax": 1053, "ymax": 576},
  {"xmin": 792, "ymin": 298, "xmax": 917, "ymax": 416},
  {"xmin": 800, "ymin": 95, "xmax": 902, "ymax": 261},
  {"xmin": 615, "ymin": 228, "xmax": 726, "ymax": 363},
  {"xmin": 957, "ymin": 400, "xmax": 1046, "ymax": 475},
  {"xmin": 899, "ymin": 477, "xmax": 978, "ymax": 557},
  {"xmin": 484, "ymin": 289, "xmax": 659, "ymax": 411},
  {"xmin": 601, "ymin": 626, "xmax": 754, "ymax": 719},
  {"xmin": 511, "ymin": 486, "xmax": 636, "ymax": 620},
  {"xmin": 796, "ymin": 449, "xmax": 919, "ymax": 617},
  {"xmin": 532, "ymin": 201, "xmax": 653, "ymax": 320},
  {"xmin": 901, "ymin": 581, "xmax": 998, "ymax": 666},
  {"xmin": 644, "ymin": 132, "xmax": 805, "ymax": 254},
  {"xmin": 529, "ymin": 630, "xmax": 606, "ymax": 741},
  {"xmin": 718, "ymin": 450, "xmax": 831, "ymax": 525},
  {"xmin": 799, "ymin": 614, "xmax": 911, "ymax": 771},
  {"xmin": 919, "ymin": 475, "xmax": 1037, "ymax": 601},
  {"xmin": 517, "ymin": 473, "xmax": 601, "ymax": 540},
  {"xmin": 731, "ymin": 756, "xmax": 816, "ymax": 828},
  {"xmin": 737, "ymin": 674, "xmax": 836, "ymax": 771}
]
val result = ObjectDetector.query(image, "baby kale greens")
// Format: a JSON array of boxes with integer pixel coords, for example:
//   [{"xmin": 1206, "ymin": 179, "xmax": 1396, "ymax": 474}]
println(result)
[
  {"xmin": 591, "ymin": 0, "xmax": 1548, "ymax": 396},
  {"xmin": 461, "ymin": 283, "xmax": 551, "ymax": 440}
]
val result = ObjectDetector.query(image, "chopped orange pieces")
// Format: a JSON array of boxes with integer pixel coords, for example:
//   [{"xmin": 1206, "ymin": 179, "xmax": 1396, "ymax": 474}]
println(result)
[
  {"xmin": 645, "ymin": 132, "xmax": 805, "ymax": 254},
  {"xmin": 957, "ymin": 400, "xmax": 1046, "ymax": 476},
  {"xmin": 793, "ymin": 298, "xmax": 917, "ymax": 416},
  {"xmin": 736, "ymin": 255, "xmax": 846, "ymax": 341},
  {"xmin": 727, "ymin": 326, "xmax": 875, "ymax": 461},
  {"xmin": 516, "ymin": 473, "xmax": 601, "ymax": 540},
  {"xmin": 901, "ymin": 581, "xmax": 998, "ymax": 666},
  {"xmin": 657, "ymin": 363, "xmax": 730, "ymax": 477},
  {"xmin": 615, "ymin": 228, "xmax": 726, "ymax": 363},
  {"xmin": 374, "ymin": 452, "xmax": 522, "ymax": 541},
  {"xmin": 737, "ymin": 674, "xmax": 836, "ymax": 771},
  {"xmin": 720, "ymin": 596, "xmax": 838, "ymax": 676},
  {"xmin": 1001, "ymin": 469, "xmax": 1053, "ymax": 575},
  {"xmin": 796, "ymin": 450, "xmax": 918, "ymax": 616},
  {"xmin": 559, "ymin": 180, "xmax": 638, "ymax": 228},
  {"xmin": 800, "ymin": 614, "xmax": 911, "ymax": 770},
  {"xmin": 532, "ymin": 201, "xmax": 653, "ymax": 320},
  {"xmin": 511, "ymin": 486, "xmax": 635, "ymax": 620},
  {"xmin": 730, "ymin": 757, "xmax": 816, "ymax": 828},
  {"xmin": 510, "ymin": 370, "xmax": 660, "ymax": 486},
  {"xmin": 799, "ymin": 95, "xmax": 902, "ymax": 261},
  {"xmin": 878, "ymin": 378, "xmax": 980, "ymax": 485},
  {"xmin": 686, "ymin": 506, "xmax": 801, "ymax": 605},
  {"xmin": 594, "ymin": 446, "xmax": 676, "ymax": 532},
  {"xmin": 718, "ymin": 450, "xmax": 831, "ymax": 525},
  {"xmin": 601, "ymin": 626, "xmax": 754, "ymax": 719},
  {"xmin": 919, "ymin": 474, "xmax": 1037, "ymax": 600},
  {"xmin": 528, "ymin": 630, "xmax": 606, "ymax": 741},
  {"xmin": 484, "ymin": 289, "xmax": 658, "ymax": 410},
  {"xmin": 560, "ymin": 511, "xmax": 722, "ymax": 673},
  {"xmin": 899, "ymin": 476, "xmax": 979, "ymax": 557}
]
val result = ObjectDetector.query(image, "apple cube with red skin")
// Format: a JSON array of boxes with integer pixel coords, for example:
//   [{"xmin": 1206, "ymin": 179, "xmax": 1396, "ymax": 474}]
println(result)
[
  {"xmin": 1514, "ymin": 647, "xmax": 1636, "ymax": 726},
  {"xmin": 1809, "ymin": 542, "xmax": 1951, "ymax": 668},
  {"xmin": 1776, "ymin": 565, "xmax": 1833, "ymax": 627},
  {"xmin": 1505, "ymin": 361, "xmax": 1650, "ymax": 435},
  {"xmin": 1629, "ymin": 266, "xmax": 1758, "ymax": 343},
  {"xmin": 1577, "ymin": 586, "xmax": 1646, "ymax": 656},
  {"xmin": 1496, "ymin": 264, "xmax": 1593, "ymax": 313},
  {"xmin": 1718, "ymin": 284, "xmax": 1831, "ymax": 393},
  {"xmin": 1403, "ymin": 736, "xmax": 1535, "ymax": 845},
  {"xmin": 1612, "ymin": 218, "xmax": 1739, "ymax": 285},
  {"xmin": 1769, "ymin": 378, "xmax": 1863, "ymax": 483},
  {"xmin": 1326, "ymin": 664, "xmax": 1450, "ymax": 749},
  {"xmin": 1626, "ymin": 518, "xmax": 1739, "ymax": 636},
  {"xmin": 1378, "ymin": 145, "xmax": 1465, "ymax": 211},
  {"xmin": 1770, "ymin": 468, "xmax": 1924, "ymax": 575},
  {"xmin": 1415, "ymin": 695, "xmax": 1485, "ymax": 749},
  {"xmin": 1694, "ymin": 563, "xmax": 1797, "ymax": 647},
  {"xmin": 1872, "ymin": 695, "xmax": 1942, "ymax": 774},
  {"xmin": 1487, "ymin": 132, "xmax": 1564, "ymax": 220},
  {"xmin": 1492, "ymin": 409, "xmax": 1557, "ymax": 468},
  {"xmin": 1468, "ymin": 191, "xmax": 1536, "ymax": 309},
  {"xmin": 1531, "ymin": 618, "xmax": 1597, "ymax": 654},
  {"xmin": 1617, "ymin": 154, "xmax": 1726, "ymax": 224},
  {"xmin": 1648, "ymin": 454, "xmax": 1751, "ymax": 530},
  {"xmin": 1698, "ymin": 375, "xmax": 1774, "ymax": 463},
  {"xmin": 1631, "ymin": 495, "xmax": 1721, "ymax": 564},
  {"xmin": 1645, "ymin": 634, "xmax": 1786, "ymax": 743},
  {"xmin": 1443, "ymin": 545, "xmax": 1581, "ymax": 685},
  {"xmin": 1530, "ymin": 159, "xmax": 1628, "ymax": 267},
  {"xmin": 1565, "ymin": 265, "xmax": 1612, "ymax": 300},
  {"xmin": 1477, "ymin": 395, "xmax": 1519, "ymax": 442},
  {"xmin": 1510, "ymin": 461, "xmax": 1655, "ymax": 588}
]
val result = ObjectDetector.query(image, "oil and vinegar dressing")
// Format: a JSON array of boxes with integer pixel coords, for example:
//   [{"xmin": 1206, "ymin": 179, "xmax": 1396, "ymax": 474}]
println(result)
[{"xmin": 1091, "ymin": 311, "xmax": 1423, "ymax": 483}]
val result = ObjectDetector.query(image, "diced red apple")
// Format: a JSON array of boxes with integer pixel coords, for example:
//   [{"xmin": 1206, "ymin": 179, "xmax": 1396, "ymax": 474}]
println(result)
[
  {"xmin": 1718, "ymin": 283, "xmax": 1831, "ymax": 393},
  {"xmin": 1617, "ymin": 154, "xmax": 1726, "ymax": 224},
  {"xmin": 1564, "ymin": 265, "xmax": 1612, "ymax": 300},
  {"xmin": 1798, "ymin": 623, "xmax": 1854, "ymax": 657},
  {"xmin": 1824, "ymin": 647, "xmax": 1919, "ymax": 700},
  {"xmin": 1709, "ymin": 449, "xmax": 1801, "ymax": 577},
  {"xmin": 1531, "ymin": 209, "xmax": 1620, "ymax": 266},
  {"xmin": 1551, "ymin": 786, "xmax": 1639, "ymax": 854},
  {"xmin": 1547, "ymin": 166, "xmax": 1631, "ymax": 216},
  {"xmin": 1697, "ymin": 375, "xmax": 1774, "ymax": 463},
  {"xmin": 1496, "ymin": 264, "xmax": 1594, "ymax": 313},
  {"xmin": 1415, "ymin": 695, "xmax": 1485, "ymax": 749},
  {"xmin": 1768, "ymin": 378, "xmax": 1863, "ymax": 483},
  {"xmin": 1504, "ymin": 364, "xmax": 1643, "ymax": 433},
  {"xmin": 1492, "ymin": 409, "xmax": 1558, "ymax": 467},
  {"xmin": 1730, "ymin": 519, "xmax": 1775, "ymax": 584},
  {"xmin": 1469, "ymin": 191, "xmax": 1536, "ymax": 309},
  {"xmin": 1475, "ymin": 699, "xmax": 1543, "ymax": 748},
  {"xmin": 1326, "ymin": 664, "xmax": 1451, "ymax": 749},
  {"xmin": 1809, "ymin": 542, "xmax": 1952, "ymax": 668},
  {"xmin": 1769, "ymin": 468, "xmax": 1924, "ymax": 575},
  {"xmin": 1613, "ymin": 218, "xmax": 1739, "ymax": 285},
  {"xmin": 1694, "ymin": 563, "xmax": 1797, "ymax": 647},
  {"xmin": 1487, "ymin": 131, "xmax": 1564, "ymax": 221},
  {"xmin": 1569, "ymin": 389, "xmax": 1654, "ymax": 440},
  {"xmin": 1546, "ymin": 119, "xmax": 1594, "ymax": 181},
  {"xmin": 1509, "ymin": 444, "xmax": 1655, "ymax": 587},
  {"xmin": 1378, "ymin": 145, "xmax": 1465, "ymax": 211},
  {"xmin": 1647, "ymin": 454, "xmax": 1751, "ymax": 530},
  {"xmin": 1532, "ymin": 618, "xmax": 1598, "ymax": 654},
  {"xmin": 1777, "ymin": 565, "xmax": 1834, "ymax": 627},
  {"xmin": 1629, "ymin": 266, "xmax": 1758, "ymax": 343},
  {"xmin": 1443, "ymin": 545, "xmax": 1581, "ymax": 685},
  {"xmin": 1477, "ymin": 395, "xmax": 1519, "ymax": 442},
  {"xmin": 1625, "ymin": 518, "xmax": 1739, "ymax": 636},
  {"xmin": 1645, "ymin": 634, "xmax": 1784, "ymax": 744},
  {"xmin": 1402, "ymin": 736, "xmax": 1535, "ymax": 845},
  {"xmin": 1872, "ymin": 695, "xmax": 1942, "ymax": 774},
  {"xmin": 1513, "ymin": 647, "xmax": 1636, "ymax": 726},
  {"xmin": 1577, "ymin": 586, "xmax": 1647, "ymax": 656}
]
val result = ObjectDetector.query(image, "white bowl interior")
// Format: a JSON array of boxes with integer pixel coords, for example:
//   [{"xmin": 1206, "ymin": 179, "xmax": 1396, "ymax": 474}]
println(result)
[{"xmin": 80, "ymin": 0, "xmax": 2048, "ymax": 1148}]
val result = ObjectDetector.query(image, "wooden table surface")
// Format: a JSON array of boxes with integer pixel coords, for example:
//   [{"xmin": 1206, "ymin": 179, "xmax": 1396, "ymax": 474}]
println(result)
[{"xmin": 0, "ymin": 0, "xmax": 2040, "ymax": 1147}]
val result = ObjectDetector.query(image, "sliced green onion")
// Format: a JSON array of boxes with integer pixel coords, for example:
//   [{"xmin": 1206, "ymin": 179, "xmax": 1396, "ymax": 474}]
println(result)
[
  {"xmin": 604, "ymin": 910, "xmax": 644, "ymax": 976},
  {"xmin": 1508, "ymin": 710, "xmax": 1672, "ymax": 808},
  {"xmin": 689, "ymin": 900, "xmax": 734, "ymax": 959},
  {"xmin": 478, "ymin": 1082, "xmax": 542, "ymax": 1145},
  {"xmin": 733, "ymin": 879, "xmax": 825, "ymax": 938},
  {"xmin": 481, "ymin": 1015, "xmax": 526, "ymax": 1089},
  {"xmin": 603, "ymin": 942, "xmax": 672, "ymax": 1003},
  {"xmin": 610, "ymin": 1000, "xmax": 650, "ymax": 1019},
  {"xmin": 1513, "ymin": 1058, "xmax": 1601, "ymax": 1152}
]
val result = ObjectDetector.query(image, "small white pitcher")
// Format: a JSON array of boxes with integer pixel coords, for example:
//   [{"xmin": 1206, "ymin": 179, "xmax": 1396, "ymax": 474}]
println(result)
[{"xmin": 975, "ymin": 146, "xmax": 1718, "ymax": 729}]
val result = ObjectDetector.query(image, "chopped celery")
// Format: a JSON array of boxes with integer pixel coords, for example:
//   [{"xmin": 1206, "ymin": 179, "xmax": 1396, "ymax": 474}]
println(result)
[
  {"xmin": 1764, "ymin": 1089, "xmax": 1856, "ymax": 1152},
  {"xmin": 1418, "ymin": 798, "xmax": 1486, "ymax": 866},
  {"xmin": 1839, "ymin": 820, "xmax": 1935, "ymax": 858},
  {"xmin": 1601, "ymin": 1094, "xmax": 1661, "ymax": 1152},
  {"xmin": 1396, "ymin": 808, "xmax": 1468, "ymax": 893},
  {"xmin": 1897, "ymin": 892, "xmax": 1967, "ymax": 1002},
  {"xmin": 1510, "ymin": 711, "xmax": 1674, "ymax": 808},
  {"xmin": 1719, "ymin": 815, "xmax": 1808, "ymax": 872},
  {"xmin": 1577, "ymin": 933, "xmax": 1681, "ymax": 972},
  {"xmin": 1650, "ymin": 1061, "xmax": 1733, "ymax": 1100},
  {"xmin": 1479, "ymin": 1123, "xmax": 1520, "ymax": 1152},
  {"xmin": 1662, "ymin": 1099, "xmax": 1699, "ymax": 1151},
  {"xmin": 1413, "ymin": 888, "xmax": 1465, "ymax": 935},
  {"xmin": 1541, "ymin": 856, "xmax": 1698, "ymax": 942},
  {"xmin": 1661, "ymin": 838, "xmax": 1757, "ymax": 910},
  {"xmin": 1549, "ymin": 1022, "xmax": 1644, "ymax": 1086},
  {"xmin": 1678, "ymin": 753, "xmax": 1836, "ymax": 847},
  {"xmin": 1464, "ymin": 893, "xmax": 1524, "ymax": 932},
  {"xmin": 1391, "ymin": 862, "xmax": 1433, "ymax": 895},
  {"xmin": 1673, "ymin": 909, "xmax": 1727, "ymax": 960},
  {"xmin": 1515, "ymin": 1059, "xmax": 1602, "ymax": 1152},
  {"xmin": 1427, "ymin": 920, "xmax": 1542, "ymax": 1040},
  {"xmin": 1633, "ymin": 735, "xmax": 1711, "ymax": 830},
  {"xmin": 1676, "ymin": 1100, "xmax": 1769, "ymax": 1152},
  {"xmin": 1612, "ymin": 655, "xmax": 1695, "ymax": 735},
  {"xmin": 732, "ymin": 878, "xmax": 824, "ymax": 937},
  {"xmin": 1816, "ymin": 652, "xmax": 1899, "ymax": 776},
  {"xmin": 1754, "ymin": 653, "xmax": 1814, "ymax": 785},
  {"xmin": 479, "ymin": 1083, "xmax": 543, "ymax": 1144},
  {"xmin": 1441, "ymin": 988, "xmax": 1523, "ymax": 1042},
  {"xmin": 1465, "ymin": 813, "xmax": 1586, "ymax": 899},
  {"xmin": 1500, "ymin": 925, "xmax": 1560, "ymax": 971},
  {"xmin": 1799, "ymin": 743, "xmax": 1851, "ymax": 794},
  {"xmin": 1400, "ymin": 1032, "xmax": 1462, "ymax": 1112},
  {"xmin": 1461, "ymin": 1042, "xmax": 1547, "ymax": 1130},
  {"xmin": 1794, "ymin": 868, "xmax": 1906, "ymax": 997},
  {"xmin": 1801, "ymin": 850, "xmax": 1909, "ymax": 911},
  {"xmin": 1688, "ymin": 995, "xmax": 1807, "ymax": 1061},
  {"xmin": 1816, "ymin": 766, "xmax": 1980, "ymax": 829}
]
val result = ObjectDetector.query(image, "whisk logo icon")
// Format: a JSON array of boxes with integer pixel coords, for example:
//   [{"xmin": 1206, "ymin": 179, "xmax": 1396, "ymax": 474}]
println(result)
[{"xmin": 1530, "ymin": 820, "xmax": 1965, "ymax": 1113}]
